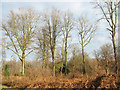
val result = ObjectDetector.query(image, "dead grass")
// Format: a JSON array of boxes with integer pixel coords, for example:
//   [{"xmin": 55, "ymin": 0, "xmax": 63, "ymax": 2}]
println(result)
[{"xmin": 2, "ymin": 73, "xmax": 120, "ymax": 88}]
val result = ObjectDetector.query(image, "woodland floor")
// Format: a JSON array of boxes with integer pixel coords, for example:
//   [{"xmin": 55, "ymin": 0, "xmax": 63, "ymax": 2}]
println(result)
[{"xmin": 2, "ymin": 73, "xmax": 120, "ymax": 89}]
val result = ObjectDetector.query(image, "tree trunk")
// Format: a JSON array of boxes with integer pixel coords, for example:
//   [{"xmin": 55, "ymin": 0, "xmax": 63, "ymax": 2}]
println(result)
[
  {"xmin": 52, "ymin": 48, "xmax": 55, "ymax": 76},
  {"xmin": 22, "ymin": 51, "xmax": 25, "ymax": 76},
  {"xmin": 65, "ymin": 35, "xmax": 68, "ymax": 75},
  {"xmin": 112, "ymin": 33, "xmax": 118, "ymax": 74},
  {"xmin": 46, "ymin": 45, "xmax": 49, "ymax": 69},
  {"xmin": 60, "ymin": 60, "xmax": 63, "ymax": 76},
  {"xmin": 106, "ymin": 59, "xmax": 109, "ymax": 75},
  {"xmin": 22, "ymin": 59, "xmax": 25, "ymax": 76},
  {"xmin": 82, "ymin": 46, "xmax": 86, "ymax": 74},
  {"xmin": 61, "ymin": 41, "xmax": 64, "ymax": 76},
  {"xmin": 42, "ymin": 46, "xmax": 45, "ymax": 69}
]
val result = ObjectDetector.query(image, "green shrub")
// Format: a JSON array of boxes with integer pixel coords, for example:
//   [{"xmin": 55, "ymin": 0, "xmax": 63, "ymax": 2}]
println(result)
[
  {"xmin": 14, "ymin": 73, "xmax": 21, "ymax": 76},
  {"xmin": 59, "ymin": 64, "xmax": 70, "ymax": 74},
  {"xmin": 4, "ymin": 64, "xmax": 10, "ymax": 76}
]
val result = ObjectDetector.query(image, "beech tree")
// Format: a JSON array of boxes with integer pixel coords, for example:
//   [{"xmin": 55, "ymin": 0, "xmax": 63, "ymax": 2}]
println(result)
[
  {"xmin": 62, "ymin": 10, "xmax": 74, "ymax": 75},
  {"xmin": 60, "ymin": 38, "xmax": 65, "ymax": 76},
  {"xmin": 36, "ymin": 27, "xmax": 50, "ymax": 69},
  {"xmin": 77, "ymin": 16, "xmax": 96, "ymax": 74},
  {"xmin": 94, "ymin": 43, "xmax": 114, "ymax": 75},
  {"xmin": 2, "ymin": 8, "xmax": 38, "ymax": 76},
  {"xmin": 42, "ymin": 8, "xmax": 61, "ymax": 76},
  {"xmin": 96, "ymin": 0, "xmax": 118, "ymax": 74}
]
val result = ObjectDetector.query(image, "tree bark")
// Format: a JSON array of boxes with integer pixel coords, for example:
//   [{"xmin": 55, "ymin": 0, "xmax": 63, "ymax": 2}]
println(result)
[
  {"xmin": 112, "ymin": 32, "xmax": 118, "ymax": 74},
  {"xmin": 82, "ymin": 46, "xmax": 86, "ymax": 74},
  {"xmin": 61, "ymin": 40, "xmax": 64, "ymax": 76},
  {"xmin": 106, "ymin": 59, "xmax": 109, "ymax": 75},
  {"xmin": 22, "ymin": 59, "xmax": 25, "ymax": 76},
  {"xmin": 52, "ymin": 48, "xmax": 55, "ymax": 77},
  {"xmin": 65, "ymin": 35, "xmax": 68, "ymax": 75},
  {"xmin": 42, "ymin": 43, "xmax": 46, "ymax": 69},
  {"xmin": 60, "ymin": 59, "xmax": 63, "ymax": 76},
  {"xmin": 22, "ymin": 51, "xmax": 25, "ymax": 76},
  {"xmin": 46, "ymin": 45, "xmax": 49, "ymax": 69}
]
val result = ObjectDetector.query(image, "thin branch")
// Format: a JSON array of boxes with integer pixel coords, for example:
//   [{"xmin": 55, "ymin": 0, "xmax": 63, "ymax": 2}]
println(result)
[
  {"xmin": 97, "ymin": 3, "xmax": 112, "ymax": 29},
  {"xmin": 0, "ymin": 44, "xmax": 22, "ymax": 58},
  {"xmin": 25, "ymin": 50, "xmax": 33, "ymax": 57}
]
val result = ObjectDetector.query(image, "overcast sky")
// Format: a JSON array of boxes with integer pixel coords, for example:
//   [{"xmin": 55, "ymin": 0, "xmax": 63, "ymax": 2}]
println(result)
[{"xmin": 0, "ymin": 0, "xmax": 113, "ymax": 61}]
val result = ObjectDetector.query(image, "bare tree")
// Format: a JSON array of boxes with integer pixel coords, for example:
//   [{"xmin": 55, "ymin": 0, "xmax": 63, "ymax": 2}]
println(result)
[
  {"xmin": 2, "ymin": 8, "xmax": 38, "ymax": 76},
  {"xmin": 77, "ymin": 16, "xmax": 96, "ymax": 74},
  {"xmin": 68, "ymin": 44, "xmax": 82, "ymax": 73},
  {"xmin": 36, "ymin": 27, "xmax": 50, "ymax": 69},
  {"xmin": 2, "ymin": 37, "xmax": 6, "ymax": 65},
  {"xmin": 62, "ymin": 10, "xmax": 74, "ymax": 75},
  {"xmin": 94, "ymin": 43, "xmax": 114, "ymax": 75},
  {"xmin": 60, "ymin": 38, "xmax": 65, "ymax": 76},
  {"xmin": 96, "ymin": 0, "xmax": 118, "ymax": 74},
  {"xmin": 42, "ymin": 8, "xmax": 61, "ymax": 76}
]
